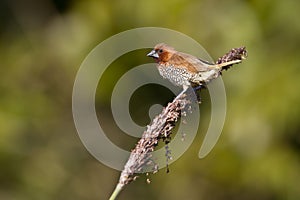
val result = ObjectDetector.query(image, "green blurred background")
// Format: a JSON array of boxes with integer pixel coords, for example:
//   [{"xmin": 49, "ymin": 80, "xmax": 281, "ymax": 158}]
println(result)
[{"xmin": 1, "ymin": 0, "xmax": 300, "ymax": 199}]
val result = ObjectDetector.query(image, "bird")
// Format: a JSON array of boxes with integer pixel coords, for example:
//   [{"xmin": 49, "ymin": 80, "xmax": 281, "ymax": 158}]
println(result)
[{"xmin": 147, "ymin": 43, "xmax": 243, "ymax": 95}]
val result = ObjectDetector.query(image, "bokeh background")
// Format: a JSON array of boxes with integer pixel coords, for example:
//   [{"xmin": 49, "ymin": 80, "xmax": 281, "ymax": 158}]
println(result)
[{"xmin": 1, "ymin": 0, "xmax": 300, "ymax": 199}]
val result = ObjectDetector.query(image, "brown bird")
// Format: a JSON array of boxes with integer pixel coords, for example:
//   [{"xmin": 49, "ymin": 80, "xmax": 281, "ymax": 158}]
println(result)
[{"xmin": 147, "ymin": 43, "xmax": 243, "ymax": 93}]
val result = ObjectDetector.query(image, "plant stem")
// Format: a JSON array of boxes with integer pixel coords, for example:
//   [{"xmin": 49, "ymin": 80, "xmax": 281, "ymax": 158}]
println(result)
[{"xmin": 109, "ymin": 183, "xmax": 123, "ymax": 200}]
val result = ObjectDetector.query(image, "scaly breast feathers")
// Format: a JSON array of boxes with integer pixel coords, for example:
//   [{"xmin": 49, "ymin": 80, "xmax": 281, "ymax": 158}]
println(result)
[
  {"xmin": 157, "ymin": 64, "xmax": 220, "ymax": 87},
  {"xmin": 157, "ymin": 65, "xmax": 193, "ymax": 86}
]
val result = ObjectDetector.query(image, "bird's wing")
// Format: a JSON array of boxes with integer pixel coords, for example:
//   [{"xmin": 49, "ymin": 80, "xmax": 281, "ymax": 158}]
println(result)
[{"xmin": 170, "ymin": 52, "xmax": 215, "ymax": 72}]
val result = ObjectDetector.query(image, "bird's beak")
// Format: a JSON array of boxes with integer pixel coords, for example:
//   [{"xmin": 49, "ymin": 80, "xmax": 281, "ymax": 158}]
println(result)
[{"xmin": 147, "ymin": 50, "xmax": 159, "ymax": 59}]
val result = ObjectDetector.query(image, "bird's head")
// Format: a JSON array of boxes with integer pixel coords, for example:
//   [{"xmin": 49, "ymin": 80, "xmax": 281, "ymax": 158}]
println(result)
[{"xmin": 147, "ymin": 43, "xmax": 175, "ymax": 62}]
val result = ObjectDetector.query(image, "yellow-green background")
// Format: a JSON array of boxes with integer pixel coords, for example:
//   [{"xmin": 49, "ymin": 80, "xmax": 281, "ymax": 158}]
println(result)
[{"xmin": 1, "ymin": 0, "xmax": 300, "ymax": 199}]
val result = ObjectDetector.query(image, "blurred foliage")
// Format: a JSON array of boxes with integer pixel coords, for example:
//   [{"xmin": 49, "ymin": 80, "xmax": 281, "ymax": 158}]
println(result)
[{"xmin": 1, "ymin": 0, "xmax": 300, "ymax": 199}]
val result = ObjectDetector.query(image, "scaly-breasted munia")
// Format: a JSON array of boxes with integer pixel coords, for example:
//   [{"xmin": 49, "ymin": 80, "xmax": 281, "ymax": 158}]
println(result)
[{"xmin": 147, "ymin": 43, "xmax": 244, "ymax": 91}]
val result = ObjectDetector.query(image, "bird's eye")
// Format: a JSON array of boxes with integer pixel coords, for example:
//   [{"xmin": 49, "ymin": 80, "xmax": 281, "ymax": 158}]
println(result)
[{"xmin": 158, "ymin": 49, "xmax": 163, "ymax": 53}]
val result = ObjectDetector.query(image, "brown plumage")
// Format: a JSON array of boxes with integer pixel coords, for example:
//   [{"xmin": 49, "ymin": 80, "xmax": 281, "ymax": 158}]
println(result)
[{"xmin": 147, "ymin": 43, "xmax": 242, "ymax": 90}]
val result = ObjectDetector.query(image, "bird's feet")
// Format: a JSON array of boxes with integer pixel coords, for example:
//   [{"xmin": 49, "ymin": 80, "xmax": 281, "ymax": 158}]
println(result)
[{"xmin": 192, "ymin": 84, "xmax": 206, "ymax": 103}]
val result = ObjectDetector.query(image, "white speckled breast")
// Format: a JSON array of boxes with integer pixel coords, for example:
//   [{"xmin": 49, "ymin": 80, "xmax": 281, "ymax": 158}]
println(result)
[
  {"xmin": 157, "ymin": 64, "xmax": 220, "ymax": 87},
  {"xmin": 157, "ymin": 65, "xmax": 193, "ymax": 86}
]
